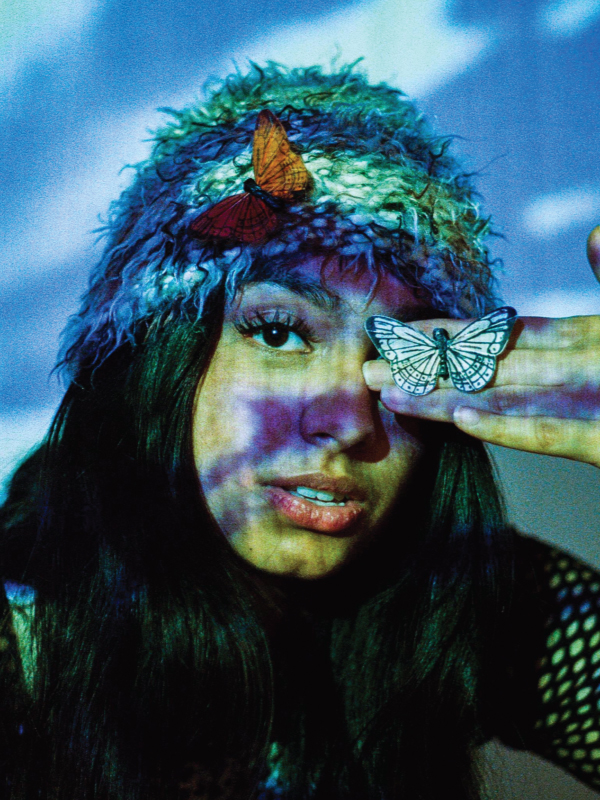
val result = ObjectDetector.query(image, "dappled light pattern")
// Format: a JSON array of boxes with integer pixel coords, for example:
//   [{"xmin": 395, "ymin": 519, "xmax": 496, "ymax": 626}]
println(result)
[{"xmin": 521, "ymin": 543, "xmax": 600, "ymax": 788}]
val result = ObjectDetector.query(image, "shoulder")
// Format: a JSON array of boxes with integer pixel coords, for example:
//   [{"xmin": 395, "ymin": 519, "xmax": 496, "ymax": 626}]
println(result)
[
  {"xmin": 514, "ymin": 532, "xmax": 600, "ymax": 585},
  {"xmin": 493, "ymin": 533, "xmax": 600, "ymax": 789},
  {"xmin": 511, "ymin": 534, "xmax": 600, "ymax": 642}
]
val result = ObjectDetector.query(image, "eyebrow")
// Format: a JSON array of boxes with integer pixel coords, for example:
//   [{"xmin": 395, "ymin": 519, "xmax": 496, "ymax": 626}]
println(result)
[
  {"xmin": 252, "ymin": 272, "xmax": 432, "ymax": 322},
  {"xmin": 239, "ymin": 272, "xmax": 427, "ymax": 321},
  {"xmin": 258, "ymin": 275, "xmax": 339, "ymax": 312}
]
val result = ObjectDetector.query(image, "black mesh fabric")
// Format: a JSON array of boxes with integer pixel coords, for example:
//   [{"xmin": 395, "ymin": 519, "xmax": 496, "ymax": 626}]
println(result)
[
  {"xmin": 489, "ymin": 534, "xmax": 600, "ymax": 792},
  {"xmin": 4, "ymin": 535, "xmax": 600, "ymax": 796}
]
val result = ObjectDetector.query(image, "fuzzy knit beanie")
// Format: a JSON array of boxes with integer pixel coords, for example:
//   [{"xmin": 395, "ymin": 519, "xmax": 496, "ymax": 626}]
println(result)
[{"xmin": 60, "ymin": 63, "xmax": 500, "ymax": 375}]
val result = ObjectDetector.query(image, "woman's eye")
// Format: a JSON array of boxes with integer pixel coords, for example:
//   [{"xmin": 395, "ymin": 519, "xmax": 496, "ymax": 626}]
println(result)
[{"xmin": 253, "ymin": 323, "xmax": 308, "ymax": 351}]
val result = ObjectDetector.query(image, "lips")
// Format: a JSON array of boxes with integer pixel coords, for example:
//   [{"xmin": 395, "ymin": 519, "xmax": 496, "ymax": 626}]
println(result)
[{"xmin": 263, "ymin": 473, "xmax": 364, "ymax": 534}]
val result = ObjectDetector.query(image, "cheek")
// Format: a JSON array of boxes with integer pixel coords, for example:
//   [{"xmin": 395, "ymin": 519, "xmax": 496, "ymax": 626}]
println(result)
[
  {"xmin": 192, "ymin": 374, "xmax": 241, "ymax": 469},
  {"xmin": 384, "ymin": 410, "xmax": 424, "ymax": 453},
  {"xmin": 194, "ymin": 394, "xmax": 296, "ymax": 484},
  {"xmin": 192, "ymin": 353, "xmax": 301, "ymax": 494},
  {"xmin": 375, "ymin": 406, "xmax": 426, "ymax": 494}
]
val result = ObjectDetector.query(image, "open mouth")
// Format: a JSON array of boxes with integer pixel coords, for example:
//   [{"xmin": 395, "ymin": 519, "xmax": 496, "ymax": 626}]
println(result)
[
  {"xmin": 288, "ymin": 485, "xmax": 349, "ymax": 507},
  {"xmin": 264, "ymin": 482, "xmax": 363, "ymax": 534}
]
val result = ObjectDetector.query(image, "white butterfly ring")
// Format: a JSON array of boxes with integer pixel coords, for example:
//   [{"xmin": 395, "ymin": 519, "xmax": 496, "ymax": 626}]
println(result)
[{"xmin": 364, "ymin": 307, "xmax": 517, "ymax": 396}]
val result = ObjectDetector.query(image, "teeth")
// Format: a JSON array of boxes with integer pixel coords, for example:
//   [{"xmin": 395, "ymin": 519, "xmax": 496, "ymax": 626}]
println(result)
[
  {"xmin": 294, "ymin": 486, "xmax": 319, "ymax": 500},
  {"xmin": 295, "ymin": 486, "xmax": 335, "ymax": 502},
  {"xmin": 315, "ymin": 490, "xmax": 337, "ymax": 502},
  {"xmin": 290, "ymin": 486, "xmax": 347, "ymax": 506}
]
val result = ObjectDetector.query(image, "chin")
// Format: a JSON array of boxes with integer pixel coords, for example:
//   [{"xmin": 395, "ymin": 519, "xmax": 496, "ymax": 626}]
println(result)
[{"xmin": 231, "ymin": 529, "xmax": 357, "ymax": 580}]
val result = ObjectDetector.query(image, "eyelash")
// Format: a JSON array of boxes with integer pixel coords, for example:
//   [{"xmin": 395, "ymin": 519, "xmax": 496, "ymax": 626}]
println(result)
[{"xmin": 234, "ymin": 310, "xmax": 316, "ymax": 350}]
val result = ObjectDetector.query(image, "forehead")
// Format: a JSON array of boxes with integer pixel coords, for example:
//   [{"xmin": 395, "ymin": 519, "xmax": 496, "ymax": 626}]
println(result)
[{"xmin": 230, "ymin": 255, "xmax": 429, "ymax": 320}]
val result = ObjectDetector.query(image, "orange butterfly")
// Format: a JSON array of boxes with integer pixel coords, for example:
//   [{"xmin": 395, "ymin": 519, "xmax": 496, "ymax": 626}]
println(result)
[{"xmin": 190, "ymin": 110, "xmax": 312, "ymax": 244}]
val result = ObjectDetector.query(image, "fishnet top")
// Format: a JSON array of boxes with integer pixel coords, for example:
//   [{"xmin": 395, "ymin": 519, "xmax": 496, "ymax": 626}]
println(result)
[
  {"xmin": 2, "ymin": 534, "xmax": 600, "ymax": 796},
  {"xmin": 489, "ymin": 535, "xmax": 600, "ymax": 792}
]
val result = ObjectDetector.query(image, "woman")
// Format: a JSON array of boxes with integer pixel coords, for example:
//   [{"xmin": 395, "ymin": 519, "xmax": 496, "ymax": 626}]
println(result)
[{"xmin": 1, "ymin": 64, "xmax": 600, "ymax": 800}]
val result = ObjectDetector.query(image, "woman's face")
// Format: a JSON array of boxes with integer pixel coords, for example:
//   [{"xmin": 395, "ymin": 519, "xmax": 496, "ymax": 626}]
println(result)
[{"xmin": 192, "ymin": 257, "xmax": 428, "ymax": 579}]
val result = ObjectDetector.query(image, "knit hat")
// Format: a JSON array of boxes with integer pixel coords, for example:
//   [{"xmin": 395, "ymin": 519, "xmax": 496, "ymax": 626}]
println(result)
[{"xmin": 60, "ymin": 64, "xmax": 499, "ymax": 376}]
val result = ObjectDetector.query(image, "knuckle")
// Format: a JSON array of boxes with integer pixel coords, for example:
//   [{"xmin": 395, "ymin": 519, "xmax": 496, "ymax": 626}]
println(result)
[
  {"xmin": 488, "ymin": 390, "xmax": 525, "ymax": 414},
  {"xmin": 556, "ymin": 319, "xmax": 585, "ymax": 348},
  {"xmin": 556, "ymin": 317, "xmax": 586, "ymax": 348},
  {"xmin": 488, "ymin": 394, "xmax": 510, "ymax": 414},
  {"xmin": 559, "ymin": 316, "xmax": 600, "ymax": 349},
  {"xmin": 380, "ymin": 385, "xmax": 406, "ymax": 410},
  {"xmin": 533, "ymin": 418, "xmax": 561, "ymax": 451},
  {"xmin": 579, "ymin": 350, "xmax": 600, "ymax": 382},
  {"xmin": 530, "ymin": 351, "xmax": 563, "ymax": 384}
]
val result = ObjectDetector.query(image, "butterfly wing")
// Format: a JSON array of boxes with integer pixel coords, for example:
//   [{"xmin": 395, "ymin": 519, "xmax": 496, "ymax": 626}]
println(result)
[
  {"xmin": 365, "ymin": 315, "xmax": 441, "ymax": 396},
  {"xmin": 445, "ymin": 349, "xmax": 497, "ymax": 393},
  {"xmin": 252, "ymin": 110, "xmax": 311, "ymax": 200},
  {"xmin": 446, "ymin": 306, "xmax": 517, "ymax": 393},
  {"xmin": 190, "ymin": 192, "xmax": 277, "ymax": 244}
]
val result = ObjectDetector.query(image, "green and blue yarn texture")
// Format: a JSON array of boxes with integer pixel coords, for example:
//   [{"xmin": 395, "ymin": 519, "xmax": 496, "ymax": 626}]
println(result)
[{"xmin": 61, "ymin": 63, "xmax": 500, "ymax": 376}]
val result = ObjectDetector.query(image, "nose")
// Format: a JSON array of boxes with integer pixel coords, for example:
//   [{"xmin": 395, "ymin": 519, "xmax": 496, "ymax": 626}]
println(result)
[{"xmin": 299, "ymin": 352, "xmax": 377, "ymax": 452}]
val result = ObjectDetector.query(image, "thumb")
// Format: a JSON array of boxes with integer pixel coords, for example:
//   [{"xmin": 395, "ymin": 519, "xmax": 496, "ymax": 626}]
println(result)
[{"xmin": 587, "ymin": 225, "xmax": 600, "ymax": 283}]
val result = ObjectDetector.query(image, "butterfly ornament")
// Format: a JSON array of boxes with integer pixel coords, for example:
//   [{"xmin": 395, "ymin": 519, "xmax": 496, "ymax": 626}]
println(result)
[
  {"xmin": 365, "ymin": 307, "xmax": 517, "ymax": 395},
  {"xmin": 190, "ymin": 110, "xmax": 312, "ymax": 244}
]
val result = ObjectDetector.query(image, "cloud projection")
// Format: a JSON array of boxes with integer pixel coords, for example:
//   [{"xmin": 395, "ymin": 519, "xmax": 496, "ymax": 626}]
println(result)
[{"xmin": 1, "ymin": 0, "xmax": 600, "ymax": 506}]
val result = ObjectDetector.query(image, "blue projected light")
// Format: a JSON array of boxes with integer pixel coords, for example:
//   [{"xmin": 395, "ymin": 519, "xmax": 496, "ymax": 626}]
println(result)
[
  {"xmin": 1, "ymin": 0, "xmax": 600, "ymax": 500},
  {"xmin": 3, "ymin": 582, "xmax": 36, "ymax": 606}
]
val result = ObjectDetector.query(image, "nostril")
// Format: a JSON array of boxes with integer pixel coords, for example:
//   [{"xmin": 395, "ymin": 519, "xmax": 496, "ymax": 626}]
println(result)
[
  {"xmin": 299, "ymin": 388, "xmax": 377, "ymax": 451},
  {"xmin": 308, "ymin": 432, "xmax": 338, "ymax": 446}
]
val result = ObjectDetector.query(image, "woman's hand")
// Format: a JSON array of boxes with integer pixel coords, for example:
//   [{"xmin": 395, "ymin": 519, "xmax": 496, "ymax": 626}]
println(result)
[{"xmin": 363, "ymin": 226, "xmax": 600, "ymax": 468}]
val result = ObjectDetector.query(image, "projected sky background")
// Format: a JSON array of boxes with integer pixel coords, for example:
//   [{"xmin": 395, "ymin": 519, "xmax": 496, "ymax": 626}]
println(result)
[
  {"xmin": 1, "ymin": 0, "xmax": 600, "ymax": 487},
  {"xmin": 2, "ymin": 3, "xmax": 600, "ymax": 797}
]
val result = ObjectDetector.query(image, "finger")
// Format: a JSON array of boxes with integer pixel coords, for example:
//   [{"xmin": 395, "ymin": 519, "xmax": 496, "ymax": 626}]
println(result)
[
  {"xmin": 453, "ymin": 408, "xmax": 600, "ymax": 467},
  {"xmin": 513, "ymin": 315, "xmax": 600, "ymax": 349},
  {"xmin": 492, "ymin": 347, "xmax": 600, "ymax": 386},
  {"xmin": 375, "ymin": 382, "xmax": 600, "ymax": 423},
  {"xmin": 363, "ymin": 359, "xmax": 392, "ymax": 391},
  {"xmin": 364, "ymin": 353, "xmax": 600, "ymax": 394},
  {"xmin": 403, "ymin": 314, "xmax": 600, "ymax": 349},
  {"xmin": 588, "ymin": 225, "xmax": 600, "ymax": 283}
]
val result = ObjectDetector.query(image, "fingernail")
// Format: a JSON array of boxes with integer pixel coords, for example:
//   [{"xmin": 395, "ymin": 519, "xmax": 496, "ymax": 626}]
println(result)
[{"xmin": 454, "ymin": 407, "xmax": 480, "ymax": 426}]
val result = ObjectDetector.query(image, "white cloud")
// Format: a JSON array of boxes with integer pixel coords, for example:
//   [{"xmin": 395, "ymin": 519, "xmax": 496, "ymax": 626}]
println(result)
[
  {"xmin": 516, "ymin": 289, "xmax": 600, "ymax": 317},
  {"xmin": 522, "ymin": 187, "xmax": 600, "ymax": 239},
  {"xmin": 0, "ymin": 0, "xmax": 496, "ymax": 292},
  {"xmin": 0, "ymin": 405, "xmax": 57, "ymax": 503},
  {"xmin": 240, "ymin": 0, "xmax": 496, "ymax": 98},
  {"xmin": 538, "ymin": 0, "xmax": 600, "ymax": 36},
  {"xmin": 0, "ymin": 108, "xmax": 157, "ymax": 291},
  {"xmin": 0, "ymin": 0, "xmax": 104, "ymax": 92}
]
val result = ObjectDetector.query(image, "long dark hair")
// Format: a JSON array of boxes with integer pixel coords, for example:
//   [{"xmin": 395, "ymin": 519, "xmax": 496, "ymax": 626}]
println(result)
[{"xmin": 0, "ymin": 294, "xmax": 513, "ymax": 800}]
